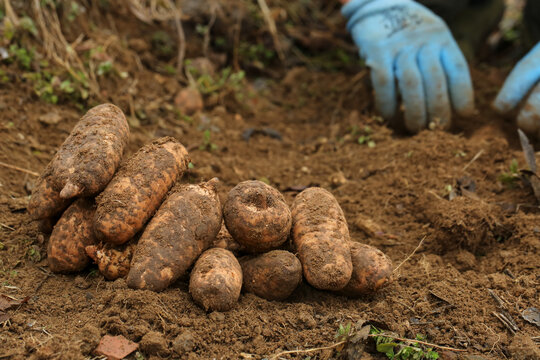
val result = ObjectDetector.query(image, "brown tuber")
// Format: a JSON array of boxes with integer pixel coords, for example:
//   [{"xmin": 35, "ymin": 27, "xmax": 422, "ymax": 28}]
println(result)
[
  {"xmin": 127, "ymin": 178, "xmax": 222, "ymax": 292},
  {"xmin": 27, "ymin": 174, "xmax": 71, "ymax": 221},
  {"xmin": 42, "ymin": 104, "xmax": 130, "ymax": 200},
  {"xmin": 339, "ymin": 242, "xmax": 393, "ymax": 297},
  {"xmin": 94, "ymin": 137, "xmax": 190, "ymax": 245},
  {"xmin": 223, "ymin": 180, "xmax": 291, "ymax": 253},
  {"xmin": 240, "ymin": 250, "xmax": 302, "ymax": 301},
  {"xmin": 47, "ymin": 198, "xmax": 97, "ymax": 273},
  {"xmin": 85, "ymin": 243, "xmax": 134, "ymax": 281},
  {"xmin": 291, "ymin": 187, "xmax": 352, "ymax": 290},
  {"xmin": 189, "ymin": 248, "xmax": 242, "ymax": 312}
]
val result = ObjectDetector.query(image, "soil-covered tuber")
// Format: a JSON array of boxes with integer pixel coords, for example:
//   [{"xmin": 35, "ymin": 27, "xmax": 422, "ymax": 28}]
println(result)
[
  {"xmin": 223, "ymin": 180, "xmax": 291, "ymax": 253},
  {"xmin": 94, "ymin": 137, "xmax": 189, "ymax": 245},
  {"xmin": 85, "ymin": 243, "xmax": 134, "ymax": 281},
  {"xmin": 240, "ymin": 250, "xmax": 302, "ymax": 301},
  {"xmin": 43, "ymin": 104, "xmax": 130, "ymax": 200},
  {"xmin": 339, "ymin": 242, "xmax": 393, "ymax": 297},
  {"xmin": 291, "ymin": 187, "xmax": 352, "ymax": 290},
  {"xmin": 189, "ymin": 248, "xmax": 242, "ymax": 312},
  {"xmin": 127, "ymin": 178, "xmax": 222, "ymax": 292},
  {"xmin": 47, "ymin": 198, "xmax": 97, "ymax": 273}
]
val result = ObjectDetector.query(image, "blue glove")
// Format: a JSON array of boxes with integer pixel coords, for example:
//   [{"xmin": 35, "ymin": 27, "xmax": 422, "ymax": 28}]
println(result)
[
  {"xmin": 342, "ymin": 0, "xmax": 475, "ymax": 133},
  {"xmin": 494, "ymin": 43, "xmax": 540, "ymax": 139}
]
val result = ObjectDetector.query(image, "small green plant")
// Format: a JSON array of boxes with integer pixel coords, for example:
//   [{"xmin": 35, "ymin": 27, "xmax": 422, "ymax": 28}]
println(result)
[
  {"xmin": 238, "ymin": 42, "xmax": 275, "ymax": 66},
  {"xmin": 370, "ymin": 327, "xmax": 439, "ymax": 360},
  {"xmin": 190, "ymin": 67, "xmax": 245, "ymax": 97},
  {"xmin": 8, "ymin": 44, "xmax": 34, "ymax": 70},
  {"xmin": 335, "ymin": 322, "xmax": 353, "ymax": 342},
  {"xmin": 499, "ymin": 159, "xmax": 520, "ymax": 188},
  {"xmin": 357, "ymin": 126, "xmax": 376, "ymax": 148},
  {"xmin": 199, "ymin": 130, "xmax": 218, "ymax": 151},
  {"xmin": 27, "ymin": 246, "xmax": 41, "ymax": 262}
]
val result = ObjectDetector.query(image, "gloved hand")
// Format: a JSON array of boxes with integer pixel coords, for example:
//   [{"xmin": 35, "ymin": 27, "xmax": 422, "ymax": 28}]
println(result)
[
  {"xmin": 494, "ymin": 43, "xmax": 540, "ymax": 138},
  {"xmin": 342, "ymin": 0, "xmax": 475, "ymax": 133}
]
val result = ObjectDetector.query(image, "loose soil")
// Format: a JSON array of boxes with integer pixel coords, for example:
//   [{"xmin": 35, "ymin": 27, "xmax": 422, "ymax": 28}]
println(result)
[{"xmin": 0, "ymin": 4, "xmax": 539, "ymax": 360}]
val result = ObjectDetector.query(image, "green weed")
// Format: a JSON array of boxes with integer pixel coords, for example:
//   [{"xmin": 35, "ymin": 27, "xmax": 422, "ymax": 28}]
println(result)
[
  {"xmin": 200, "ymin": 130, "xmax": 218, "ymax": 151},
  {"xmin": 370, "ymin": 327, "xmax": 440, "ymax": 360},
  {"xmin": 498, "ymin": 159, "xmax": 520, "ymax": 188}
]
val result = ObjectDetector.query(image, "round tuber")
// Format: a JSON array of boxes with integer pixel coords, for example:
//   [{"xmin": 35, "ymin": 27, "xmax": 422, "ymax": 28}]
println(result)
[{"xmin": 223, "ymin": 180, "xmax": 291, "ymax": 253}]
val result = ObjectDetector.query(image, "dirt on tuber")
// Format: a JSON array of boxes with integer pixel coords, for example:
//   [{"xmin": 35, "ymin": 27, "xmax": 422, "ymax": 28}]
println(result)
[
  {"xmin": 85, "ymin": 243, "xmax": 134, "ymax": 281},
  {"xmin": 42, "ymin": 104, "xmax": 130, "ymax": 200},
  {"xmin": 189, "ymin": 248, "xmax": 242, "ymax": 312},
  {"xmin": 291, "ymin": 187, "xmax": 353, "ymax": 291},
  {"xmin": 127, "ymin": 178, "xmax": 222, "ymax": 292},
  {"xmin": 94, "ymin": 137, "xmax": 190, "ymax": 245},
  {"xmin": 240, "ymin": 250, "xmax": 302, "ymax": 301},
  {"xmin": 47, "ymin": 198, "xmax": 97, "ymax": 273},
  {"xmin": 339, "ymin": 242, "xmax": 393, "ymax": 297},
  {"xmin": 223, "ymin": 180, "xmax": 291, "ymax": 253},
  {"xmin": 27, "ymin": 173, "xmax": 71, "ymax": 221}
]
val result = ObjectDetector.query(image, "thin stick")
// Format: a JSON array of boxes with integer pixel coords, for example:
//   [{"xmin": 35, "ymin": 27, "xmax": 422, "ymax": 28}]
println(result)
[
  {"xmin": 0, "ymin": 161, "xmax": 39, "ymax": 176},
  {"xmin": 257, "ymin": 0, "xmax": 285, "ymax": 62},
  {"xmin": 368, "ymin": 334, "xmax": 466, "ymax": 352},
  {"xmin": 268, "ymin": 341, "xmax": 346, "ymax": 359},
  {"xmin": 170, "ymin": 0, "xmax": 185, "ymax": 75},
  {"xmin": 463, "ymin": 149, "xmax": 484, "ymax": 171},
  {"xmin": 394, "ymin": 236, "xmax": 426, "ymax": 273},
  {"xmin": 0, "ymin": 223, "xmax": 15, "ymax": 231}
]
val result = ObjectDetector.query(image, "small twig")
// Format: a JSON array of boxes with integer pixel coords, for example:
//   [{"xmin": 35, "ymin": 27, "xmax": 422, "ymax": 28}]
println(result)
[
  {"xmin": 0, "ymin": 161, "xmax": 39, "ymax": 177},
  {"xmin": 257, "ymin": 0, "xmax": 285, "ymax": 62},
  {"xmin": 0, "ymin": 223, "xmax": 15, "ymax": 231},
  {"xmin": 268, "ymin": 341, "xmax": 346, "ymax": 359},
  {"xmin": 488, "ymin": 289, "xmax": 506, "ymax": 309},
  {"xmin": 170, "ymin": 0, "xmax": 186, "ymax": 75},
  {"xmin": 463, "ymin": 149, "xmax": 484, "ymax": 171},
  {"xmin": 368, "ymin": 333, "xmax": 466, "ymax": 352},
  {"xmin": 393, "ymin": 236, "xmax": 426, "ymax": 273},
  {"xmin": 492, "ymin": 311, "xmax": 519, "ymax": 334}
]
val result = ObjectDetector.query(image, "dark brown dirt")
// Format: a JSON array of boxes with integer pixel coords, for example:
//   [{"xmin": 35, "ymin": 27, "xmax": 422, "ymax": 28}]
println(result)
[{"xmin": 0, "ymin": 4, "xmax": 539, "ymax": 360}]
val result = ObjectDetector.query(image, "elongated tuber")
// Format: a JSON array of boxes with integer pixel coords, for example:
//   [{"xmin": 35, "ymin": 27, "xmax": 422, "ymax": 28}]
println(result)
[
  {"xmin": 291, "ymin": 187, "xmax": 352, "ymax": 290},
  {"xmin": 127, "ymin": 178, "xmax": 222, "ymax": 291},
  {"xmin": 94, "ymin": 137, "xmax": 190, "ymax": 245}
]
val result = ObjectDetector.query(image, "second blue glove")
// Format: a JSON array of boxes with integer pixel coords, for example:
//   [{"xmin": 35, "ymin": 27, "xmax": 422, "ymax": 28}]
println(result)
[{"xmin": 342, "ymin": 0, "xmax": 475, "ymax": 133}]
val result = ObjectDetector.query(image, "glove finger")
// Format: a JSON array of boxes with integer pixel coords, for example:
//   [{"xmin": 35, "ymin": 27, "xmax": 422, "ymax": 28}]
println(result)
[
  {"xmin": 418, "ymin": 43, "xmax": 451, "ymax": 129},
  {"xmin": 495, "ymin": 43, "xmax": 540, "ymax": 112},
  {"xmin": 366, "ymin": 55, "xmax": 398, "ymax": 120},
  {"xmin": 441, "ymin": 41, "xmax": 475, "ymax": 116},
  {"xmin": 517, "ymin": 82, "xmax": 540, "ymax": 136},
  {"xmin": 395, "ymin": 48, "xmax": 427, "ymax": 133}
]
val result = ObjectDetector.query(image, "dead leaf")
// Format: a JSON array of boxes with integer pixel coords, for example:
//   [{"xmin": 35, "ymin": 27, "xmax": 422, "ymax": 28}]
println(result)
[
  {"xmin": 0, "ymin": 312, "xmax": 10, "ymax": 323},
  {"xmin": 518, "ymin": 129, "xmax": 537, "ymax": 173},
  {"xmin": 522, "ymin": 307, "xmax": 540, "ymax": 327},
  {"xmin": 94, "ymin": 335, "xmax": 138, "ymax": 360},
  {"xmin": 0, "ymin": 294, "xmax": 29, "ymax": 312}
]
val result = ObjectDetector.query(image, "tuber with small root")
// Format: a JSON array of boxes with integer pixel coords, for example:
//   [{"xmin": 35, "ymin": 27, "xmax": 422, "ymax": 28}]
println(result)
[
  {"xmin": 85, "ymin": 243, "xmax": 134, "ymax": 281},
  {"xmin": 47, "ymin": 198, "xmax": 97, "ymax": 273},
  {"xmin": 42, "ymin": 104, "xmax": 130, "ymax": 200},
  {"xmin": 291, "ymin": 187, "xmax": 352, "ymax": 290},
  {"xmin": 339, "ymin": 242, "xmax": 393, "ymax": 297},
  {"xmin": 223, "ymin": 180, "xmax": 291, "ymax": 253},
  {"xmin": 127, "ymin": 178, "xmax": 222, "ymax": 292},
  {"xmin": 94, "ymin": 137, "xmax": 190, "ymax": 245},
  {"xmin": 240, "ymin": 250, "xmax": 302, "ymax": 301},
  {"xmin": 189, "ymin": 248, "xmax": 242, "ymax": 312}
]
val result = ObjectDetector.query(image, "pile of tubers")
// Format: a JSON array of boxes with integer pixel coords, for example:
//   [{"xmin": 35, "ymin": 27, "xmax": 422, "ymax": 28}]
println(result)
[{"xmin": 28, "ymin": 104, "xmax": 394, "ymax": 312}]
